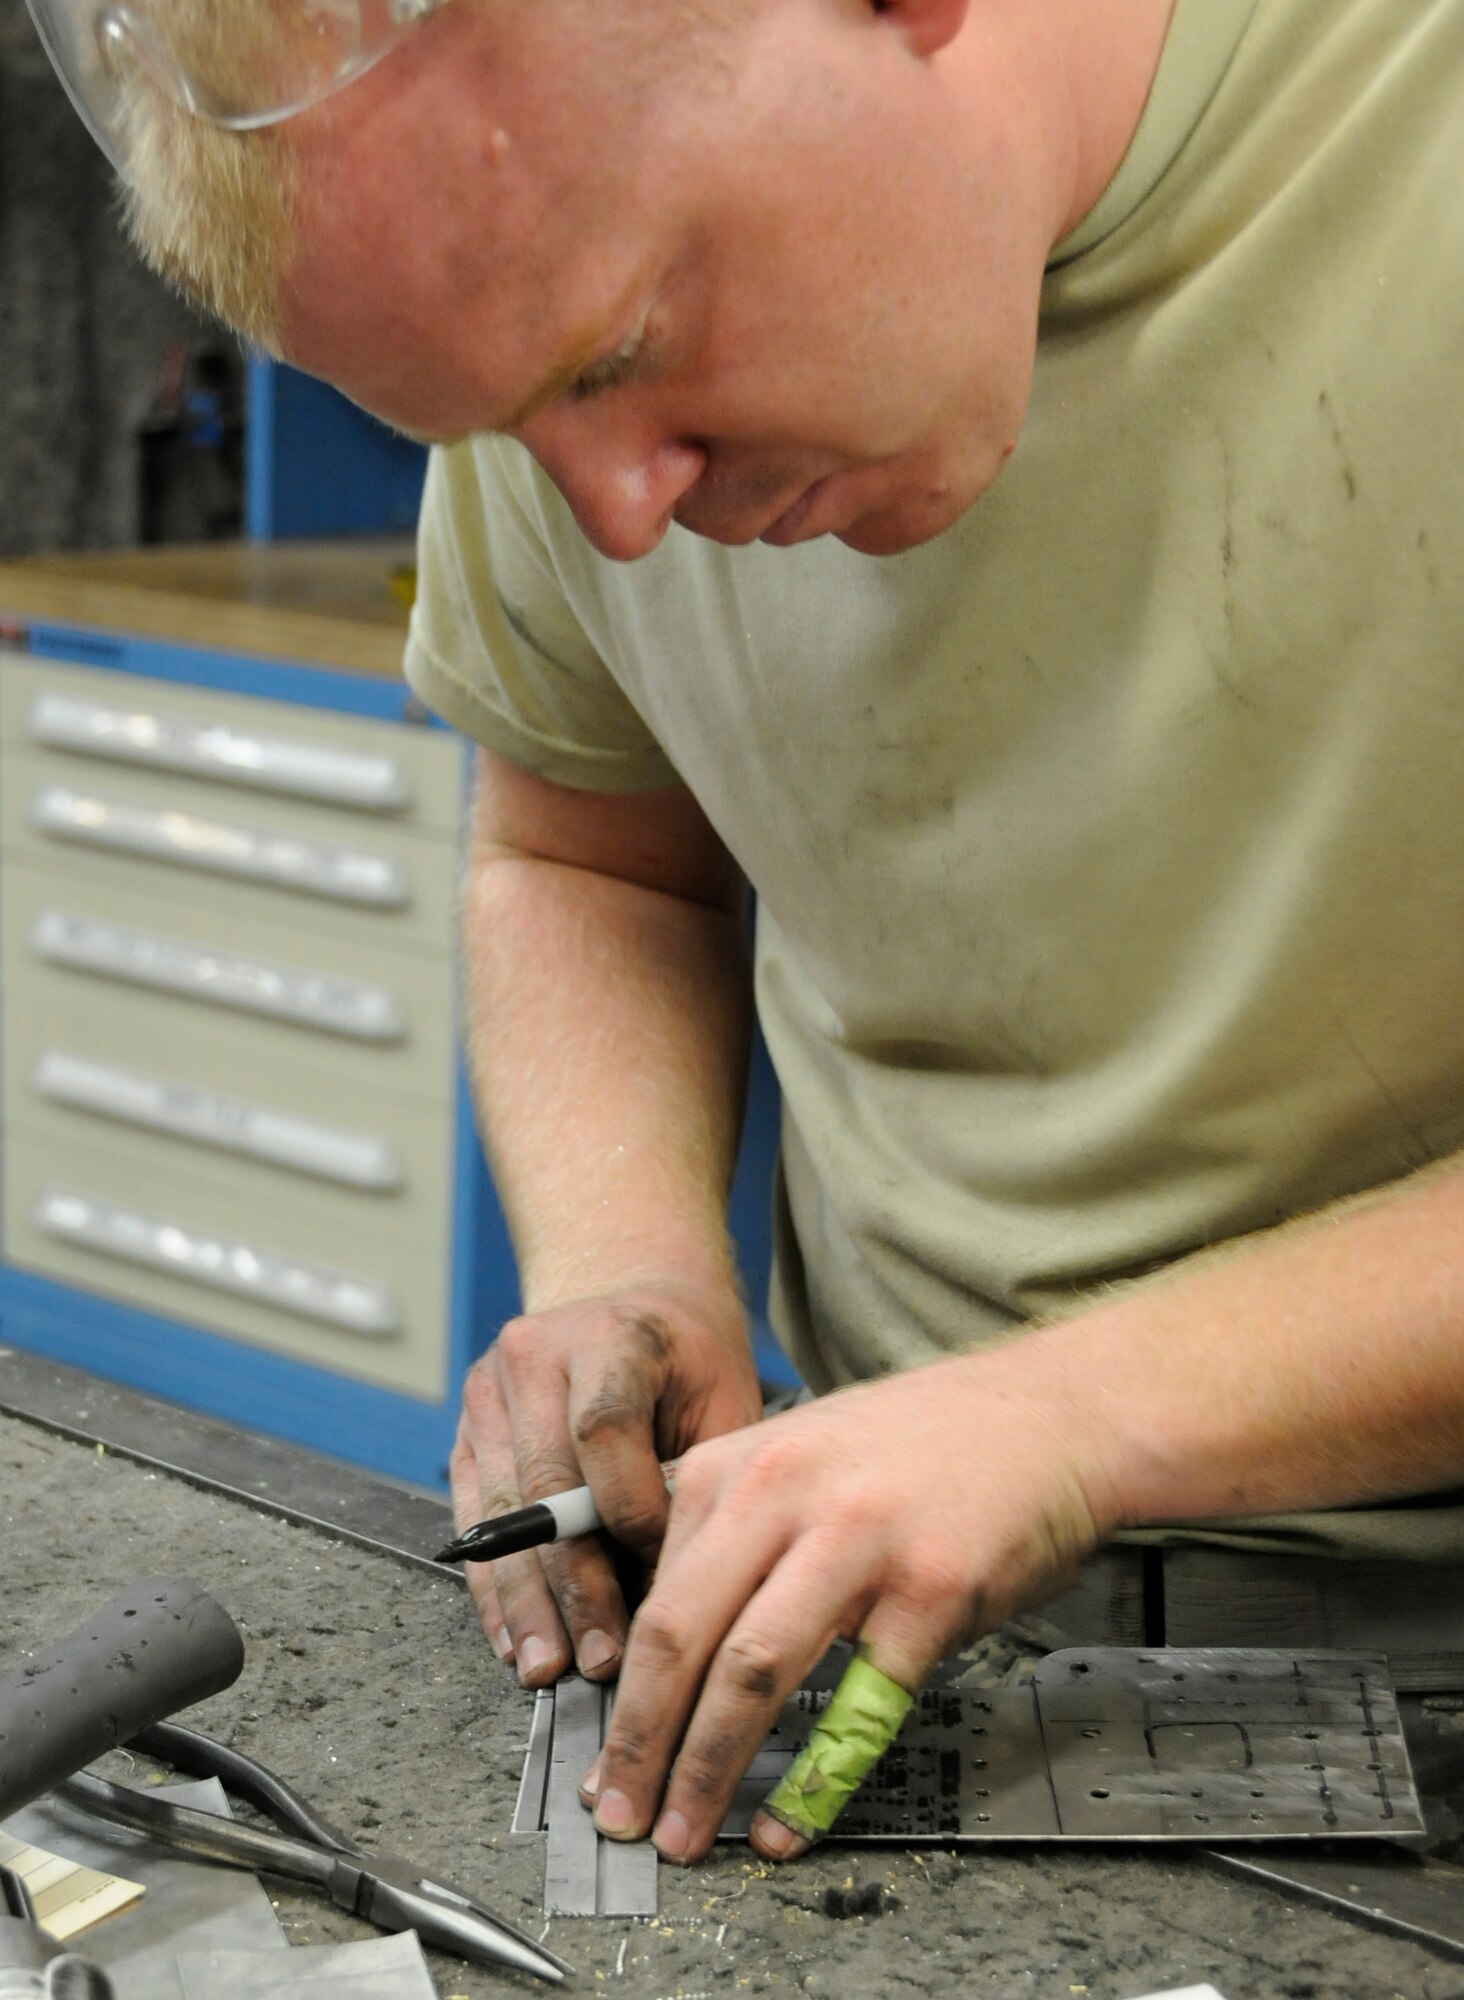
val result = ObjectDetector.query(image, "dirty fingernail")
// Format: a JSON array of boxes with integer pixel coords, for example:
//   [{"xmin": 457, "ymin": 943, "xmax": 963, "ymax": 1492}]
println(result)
[
  {"xmin": 580, "ymin": 1756, "xmax": 603, "ymax": 1804},
  {"xmin": 518, "ymin": 1636, "xmax": 553, "ymax": 1684},
  {"xmin": 594, "ymin": 1788, "xmax": 636, "ymax": 1836},
  {"xmin": 653, "ymin": 1810, "xmax": 691, "ymax": 1863},
  {"xmin": 750, "ymin": 1811, "xmax": 808, "ymax": 1862},
  {"xmin": 577, "ymin": 1628, "xmax": 619, "ymax": 1675}
]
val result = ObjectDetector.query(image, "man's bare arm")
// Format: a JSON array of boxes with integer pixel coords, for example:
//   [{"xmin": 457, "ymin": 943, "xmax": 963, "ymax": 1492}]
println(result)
[
  {"xmin": 587, "ymin": 1150, "xmax": 1464, "ymax": 1865},
  {"xmin": 1068, "ymin": 1151, "xmax": 1464, "ymax": 1526},
  {"xmin": 452, "ymin": 747, "xmax": 764, "ymax": 1685}
]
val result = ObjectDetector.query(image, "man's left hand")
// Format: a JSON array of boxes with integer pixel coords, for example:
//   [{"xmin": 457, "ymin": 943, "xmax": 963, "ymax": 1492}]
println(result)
[{"xmin": 582, "ymin": 1347, "xmax": 1119, "ymax": 1864}]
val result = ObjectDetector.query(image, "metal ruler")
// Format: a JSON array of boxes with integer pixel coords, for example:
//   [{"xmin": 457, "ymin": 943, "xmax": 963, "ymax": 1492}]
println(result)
[{"xmin": 516, "ymin": 1677, "xmax": 657, "ymax": 1919}]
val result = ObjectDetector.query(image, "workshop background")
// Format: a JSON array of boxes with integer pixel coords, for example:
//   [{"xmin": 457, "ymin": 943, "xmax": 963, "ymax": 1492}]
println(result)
[
  {"xmin": 0, "ymin": 0, "xmax": 242, "ymax": 553},
  {"xmin": 5, "ymin": 12, "xmax": 1464, "ymax": 1996}
]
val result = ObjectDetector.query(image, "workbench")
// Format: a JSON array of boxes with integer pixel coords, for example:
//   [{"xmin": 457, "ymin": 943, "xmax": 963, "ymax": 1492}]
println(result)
[{"xmin": 0, "ymin": 1350, "xmax": 1454, "ymax": 2000}]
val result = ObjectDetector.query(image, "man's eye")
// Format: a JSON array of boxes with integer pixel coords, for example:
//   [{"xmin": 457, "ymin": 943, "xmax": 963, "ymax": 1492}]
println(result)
[{"xmin": 570, "ymin": 335, "xmax": 643, "ymax": 403}]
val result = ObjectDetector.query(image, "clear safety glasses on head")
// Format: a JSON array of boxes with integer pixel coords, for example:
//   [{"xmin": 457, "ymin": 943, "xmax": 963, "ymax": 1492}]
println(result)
[{"xmin": 22, "ymin": 0, "xmax": 451, "ymax": 175}]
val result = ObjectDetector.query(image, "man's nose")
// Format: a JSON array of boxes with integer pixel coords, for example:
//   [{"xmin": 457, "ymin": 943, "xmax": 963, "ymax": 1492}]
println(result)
[{"xmin": 515, "ymin": 408, "xmax": 708, "ymax": 563}]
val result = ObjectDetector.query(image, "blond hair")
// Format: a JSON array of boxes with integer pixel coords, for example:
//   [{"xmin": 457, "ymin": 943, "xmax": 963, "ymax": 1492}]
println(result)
[
  {"xmin": 116, "ymin": 3, "xmax": 303, "ymax": 353},
  {"xmin": 122, "ymin": 115, "xmax": 293, "ymax": 353}
]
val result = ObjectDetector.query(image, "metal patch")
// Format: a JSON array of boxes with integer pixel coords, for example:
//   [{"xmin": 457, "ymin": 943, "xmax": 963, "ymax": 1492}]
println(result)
[
  {"xmin": 523, "ymin": 1650, "xmax": 1423, "ymax": 1914},
  {"xmin": 724, "ymin": 1648, "xmax": 1424, "ymax": 1842}
]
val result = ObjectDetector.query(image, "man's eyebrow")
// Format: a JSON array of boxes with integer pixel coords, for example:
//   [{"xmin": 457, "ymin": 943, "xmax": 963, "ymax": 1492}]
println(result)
[
  {"xmin": 496, "ymin": 272, "xmax": 655, "ymax": 432},
  {"xmin": 499, "ymin": 329, "xmax": 608, "ymax": 431}
]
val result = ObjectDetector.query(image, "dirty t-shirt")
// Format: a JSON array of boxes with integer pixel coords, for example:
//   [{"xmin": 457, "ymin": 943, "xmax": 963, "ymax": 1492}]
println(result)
[{"xmin": 405, "ymin": 0, "xmax": 1464, "ymax": 1562}]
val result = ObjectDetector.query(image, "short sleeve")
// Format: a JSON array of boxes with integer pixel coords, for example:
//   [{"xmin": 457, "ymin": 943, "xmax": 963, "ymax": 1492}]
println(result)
[{"xmin": 404, "ymin": 436, "xmax": 682, "ymax": 793}]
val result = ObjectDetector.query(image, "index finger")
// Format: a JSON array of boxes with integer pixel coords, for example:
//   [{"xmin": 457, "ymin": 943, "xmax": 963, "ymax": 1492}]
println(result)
[
  {"xmin": 454, "ymin": 1357, "xmax": 589, "ymax": 1684},
  {"xmin": 591, "ymin": 1507, "xmax": 820, "ymax": 1857}
]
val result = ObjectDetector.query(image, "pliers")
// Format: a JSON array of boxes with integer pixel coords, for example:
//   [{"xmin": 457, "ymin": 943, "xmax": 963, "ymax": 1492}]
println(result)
[{"xmin": 53, "ymin": 1719, "xmax": 572, "ymax": 1987}]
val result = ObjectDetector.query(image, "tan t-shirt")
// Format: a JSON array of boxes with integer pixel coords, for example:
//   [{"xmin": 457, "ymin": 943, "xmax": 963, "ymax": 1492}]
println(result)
[{"xmin": 406, "ymin": 0, "xmax": 1464, "ymax": 1559}]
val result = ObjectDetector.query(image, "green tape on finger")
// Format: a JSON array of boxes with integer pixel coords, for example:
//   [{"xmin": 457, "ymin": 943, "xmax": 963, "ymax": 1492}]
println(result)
[{"xmin": 762, "ymin": 1646, "xmax": 915, "ymax": 1843}]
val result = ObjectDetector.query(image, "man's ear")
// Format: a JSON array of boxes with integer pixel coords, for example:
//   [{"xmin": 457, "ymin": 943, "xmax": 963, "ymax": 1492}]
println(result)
[{"xmin": 874, "ymin": 0, "xmax": 971, "ymax": 60}]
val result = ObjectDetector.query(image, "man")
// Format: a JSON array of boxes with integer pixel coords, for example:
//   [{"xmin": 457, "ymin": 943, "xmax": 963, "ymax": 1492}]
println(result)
[{"xmin": 30, "ymin": 0, "xmax": 1464, "ymax": 1867}]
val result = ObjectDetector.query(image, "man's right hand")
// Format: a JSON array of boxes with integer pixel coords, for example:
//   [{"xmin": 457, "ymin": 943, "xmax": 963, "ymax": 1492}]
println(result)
[{"xmin": 449, "ymin": 1281, "xmax": 763, "ymax": 1686}]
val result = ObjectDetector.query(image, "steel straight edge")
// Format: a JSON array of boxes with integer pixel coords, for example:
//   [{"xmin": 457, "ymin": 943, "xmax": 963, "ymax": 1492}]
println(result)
[{"xmin": 0, "ymin": 1338, "xmax": 461, "ymax": 1578}]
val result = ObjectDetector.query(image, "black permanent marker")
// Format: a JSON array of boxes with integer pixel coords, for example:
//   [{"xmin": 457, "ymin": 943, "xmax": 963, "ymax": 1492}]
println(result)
[
  {"xmin": 434, "ymin": 1482, "xmax": 603, "ymax": 1566},
  {"xmin": 436, "ymin": 1458, "xmax": 684, "ymax": 1567}
]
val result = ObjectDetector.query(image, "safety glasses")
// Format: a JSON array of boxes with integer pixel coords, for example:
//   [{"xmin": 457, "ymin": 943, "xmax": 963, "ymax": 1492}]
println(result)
[{"xmin": 23, "ymin": 0, "xmax": 451, "ymax": 174}]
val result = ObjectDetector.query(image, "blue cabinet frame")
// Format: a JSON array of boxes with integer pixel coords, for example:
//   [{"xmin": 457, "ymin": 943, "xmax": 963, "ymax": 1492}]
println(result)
[{"xmin": 246, "ymin": 361, "xmax": 428, "ymax": 542}]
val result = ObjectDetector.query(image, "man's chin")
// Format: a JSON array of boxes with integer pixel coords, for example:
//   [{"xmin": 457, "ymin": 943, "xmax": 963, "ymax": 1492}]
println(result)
[
  {"xmin": 833, "ymin": 457, "xmax": 1006, "ymax": 554},
  {"xmin": 836, "ymin": 500, "xmax": 964, "ymax": 557}
]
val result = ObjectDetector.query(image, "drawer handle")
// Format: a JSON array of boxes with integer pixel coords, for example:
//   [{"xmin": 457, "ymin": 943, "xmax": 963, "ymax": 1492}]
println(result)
[
  {"xmin": 27, "ymin": 691, "xmax": 413, "ymax": 813},
  {"xmin": 32, "ymin": 786, "xmax": 410, "ymax": 909},
  {"xmin": 36, "ymin": 1190, "xmax": 401, "ymax": 1337},
  {"xmin": 32, "ymin": 909, "xmax": 406, "ymax": 1042},
  {"xmin": 34, "ymin": 1051, "xmax": 405, "ymax": 1192}
]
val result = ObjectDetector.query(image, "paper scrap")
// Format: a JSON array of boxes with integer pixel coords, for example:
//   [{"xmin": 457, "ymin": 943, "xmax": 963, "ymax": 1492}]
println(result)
[
  {"xmin": 9, "ymin": 1775, "xmax": 285, "ymax": 2000},
  {"xmin": 1126, "ymin": 1987, "xmax": 1230, "ymax": 2000},
  {"xmin": 0, "ymin": 1828, "xmax": 144, "ymax": 1940}
]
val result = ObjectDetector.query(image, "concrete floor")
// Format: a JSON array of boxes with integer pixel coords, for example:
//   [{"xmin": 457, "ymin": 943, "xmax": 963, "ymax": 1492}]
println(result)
[{"xmin": 3, "ymin": 1411, "xmax": 1464, "ymax": 1999}]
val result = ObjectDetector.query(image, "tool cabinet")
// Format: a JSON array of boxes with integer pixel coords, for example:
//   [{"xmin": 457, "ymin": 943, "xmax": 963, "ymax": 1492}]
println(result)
[
  {"xmin": 0, "ymin": 548, "xmax": 480, "ymax": 1488},
  {"xmin": 0, "ymin": 545, "xmax": 490, "ymax": 1485},
  {"xmin": 0, "ymin": 543, "xmax": 786, "ymax": 1489}
]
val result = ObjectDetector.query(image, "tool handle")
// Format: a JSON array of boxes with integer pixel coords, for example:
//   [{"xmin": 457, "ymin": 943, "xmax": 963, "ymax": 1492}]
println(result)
[
  {"xmin": 0, "ymin": 1577, "xmax": 244, "ymax": 1820},
  {"xmin": 55, "ymin": 1773, "xmax": 335, "ymax": 1890},
  {"xmin": 132, "ymin": 1720, "xmax": 355, "ymax": 1855},
  {"xmin": 0, "ymin": 1865, "xmax": 50, "ymax": 1990}
]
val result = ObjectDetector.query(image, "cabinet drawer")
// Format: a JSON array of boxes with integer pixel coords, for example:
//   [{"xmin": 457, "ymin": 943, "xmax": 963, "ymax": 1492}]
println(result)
[
  {"xmin": 1, "ymin": 859, "xmax": 458, "ymax": 1108},
  {"xmin": 0, "ymin": 653, "xmax": 465, "ymax": 836},
  {"xmin": 3, "ymin": 1123, "xmax": 451, "ymax": 1399},
  {"xmin": 10, "ymin": 1041, "xmax": 455, "ymax": 1213},
  {"xmin": 7, "ymin": 1089, "xmax": 450, "ymax": 1259},
  {"xmin": 1, "ymin": 748, "xmax": 459, "ymax": 957}
]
